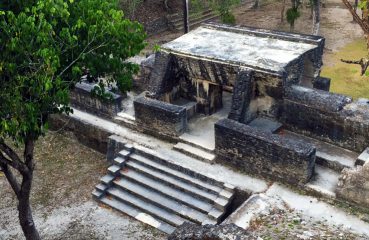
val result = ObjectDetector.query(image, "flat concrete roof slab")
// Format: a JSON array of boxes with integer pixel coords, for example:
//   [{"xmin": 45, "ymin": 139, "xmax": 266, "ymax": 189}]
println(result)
[{"xmin": 162, "ymin": 25, "xmax": 318, "ymax": 72}]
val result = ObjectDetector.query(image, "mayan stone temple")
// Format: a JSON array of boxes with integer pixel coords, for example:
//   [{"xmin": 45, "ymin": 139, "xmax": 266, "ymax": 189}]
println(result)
[{"xmin": 52, "ymin": 23, "xmax": 369, "ymax": 235}]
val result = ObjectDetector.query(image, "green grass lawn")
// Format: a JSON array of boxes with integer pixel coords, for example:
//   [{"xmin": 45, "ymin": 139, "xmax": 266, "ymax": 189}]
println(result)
[{"xmin": 321, "ymin": 38, "xmax": 369, "ymax": 99}]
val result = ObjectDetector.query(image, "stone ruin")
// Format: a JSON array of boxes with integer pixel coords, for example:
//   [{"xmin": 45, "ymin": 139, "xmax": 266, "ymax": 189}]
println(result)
[
  {"xmin": 135, "ymin": 23, "xmax": 369, "ymax": 184},
  {"xmin": 60, "ymin": 23, "xmax": 369, "ymax": 235}
]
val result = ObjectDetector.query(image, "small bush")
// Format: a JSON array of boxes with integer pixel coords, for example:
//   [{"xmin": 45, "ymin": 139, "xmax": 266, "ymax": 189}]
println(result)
[{"xmin": 221, "ymin": 11, "xmax": 236, "ymax": 24}]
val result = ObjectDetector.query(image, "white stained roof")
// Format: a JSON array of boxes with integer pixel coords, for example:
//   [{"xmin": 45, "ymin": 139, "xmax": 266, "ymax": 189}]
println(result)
[{"xmin": 162, "ymin": 26, "xmax": 318, "ymax": 72}]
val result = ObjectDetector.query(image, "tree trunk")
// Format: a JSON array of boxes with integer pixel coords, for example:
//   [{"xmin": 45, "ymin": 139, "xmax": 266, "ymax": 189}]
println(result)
[
  {"xmin": 18, "ymin": 138, "xmax": 40, "ymax": 240},
  {"xmin": 354, "ymin": 0, "xmax": 359, "ymax": 21},
  {"xmin": 183, "ymin": 0, "xmax": 189, "ymax": 33},
  {"xmin": 281, "ymin": 0, "xmax": 286, "ymax": 22},
  {"xmin": 312, "ymin": 0, "xmax": 320, "ymax": 35},
  {"xmin": 253, "ymin": 0, "xmax": 260, "ymax": 9},
  {"xmin": 18, "ymin": 183, "xmax": 40, "ymax": 240}
]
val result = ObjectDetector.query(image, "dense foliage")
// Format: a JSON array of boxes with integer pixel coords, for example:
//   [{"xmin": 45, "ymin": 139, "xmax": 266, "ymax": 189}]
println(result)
[
  {"xmin": 0, "ymin": 0, "xmax": 146, "ymax": 144},
  {"xmin": 0, "ymin": 1, "xmax": 146, "ymax": 239}
]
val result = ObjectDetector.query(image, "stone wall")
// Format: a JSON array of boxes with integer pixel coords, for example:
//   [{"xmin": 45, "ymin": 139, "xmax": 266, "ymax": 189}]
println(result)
[
  {"xmin": 49, "ymin": 113, "xmax": 110, "ymax": 154},
  {"xmin": 282, "ymin": 85, "xmax": 369, "ymax": 152},
  {"xmin": 313, "ymin": 76, "xmax": 331, "ymax": 91},
  {"xmin": 215, "ymin": 118, "xmax": 316, "ymax": 185},
  {"xmin": 70, "ymin": 82, "xmax": 124, "ymax": 119},
  {"xmin": 336, "ymin": 162, "xmax": 369, "ymax": 209},
  {"xmin": 228, "ymin": 69, "xmax": 254, "ymax": 123},
  {"xmin": 134, "ymin": 96, "xmax": 187, "ymax": 139}
]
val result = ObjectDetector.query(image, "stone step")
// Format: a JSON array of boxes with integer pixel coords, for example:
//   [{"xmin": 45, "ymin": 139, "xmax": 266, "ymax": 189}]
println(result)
[
  {"xmin": 128, "ymin": 153, "xmax": 221, "ymax": 194},
  {"xmin": 119, "ymin": 167, "xmax": 217, "ymax": 214},
  {"xmin": 282, "ymin": 131, "xmax": 358, "ymax": 172},
  {"xmin": 113, "ymin": 177, "xmax": 215, "ymax": 224},
  {"xmin": 173, "ymin": 142, "xmax": 215, "ymax": 163},
  {"xmin": 305, "ymin": 165, "xmax": 340, "ymax": 199},
  {"xmin": 178, "ymin": 134, "xmax": 215, "ymax": 153},
  {"xmin": 107, "ymin": 187, "xmax": 187, "ymax": 227},
  {"xmin": 125, "ymin": 160, "xmax": 221, "ymax": 205},
  {"xmin": 129, "ymin": 145, "xmax": 226, "ymax": 189},
  {"xmin": 114, "ymin": 113, "xmax": 137, "ymax": 128},
  {"xmin": 100, "ymin": 195, "xmax": 176, "ymax": 234}
]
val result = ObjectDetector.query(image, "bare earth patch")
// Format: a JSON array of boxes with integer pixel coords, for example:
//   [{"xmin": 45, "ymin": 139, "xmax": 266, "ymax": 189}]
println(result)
[{"xmin": 0, "ymin": 131, "xmax": 166, "ymax": 240}]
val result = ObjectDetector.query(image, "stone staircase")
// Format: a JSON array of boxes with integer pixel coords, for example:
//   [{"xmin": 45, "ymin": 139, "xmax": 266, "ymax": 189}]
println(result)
[
  {"xmin": 93, "ymin": 144, "xmax": 235, "ymax": 234},
  {"xmin": 167, "ymin": 8, "xmax": 219, "ymax": 32}
]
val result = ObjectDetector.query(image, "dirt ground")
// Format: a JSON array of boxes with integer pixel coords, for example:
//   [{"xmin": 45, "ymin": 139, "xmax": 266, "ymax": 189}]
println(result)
[{"xmin": 0, "ymin": 132, "xmax": 166, "ymax": 240}]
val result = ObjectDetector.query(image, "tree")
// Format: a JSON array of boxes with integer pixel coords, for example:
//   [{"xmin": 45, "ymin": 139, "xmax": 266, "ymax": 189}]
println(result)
[
  {"xmin": 281, "ymin": 0, "xmax": 287, "ymax": 23},
  {"xmin": 341, "ymin": 0, "xmax": 369, "ymax": 74},
  {"xmin": 286, "ymin": 0, "xmax": 302, "ymax": 31},
  {"xmin": 0, "ymin": 0, "xmax": 146, "ymax": 239},
  {"xmin": 311, "ymin": 0, "xmax": 320, "ymax": 35}
]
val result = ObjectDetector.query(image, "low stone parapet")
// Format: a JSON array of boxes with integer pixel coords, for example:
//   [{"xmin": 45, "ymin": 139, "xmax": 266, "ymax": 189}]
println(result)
[
  {"xmin": 215, "ymin": 118, "xmax": 316, "ymax": 185},
  {"xmin": 70, "ymin": 81, "xmax": 124, "ymax": 119},
  {"xmin": 134, "ymin": 96, "xmax": 187, "ymax": 140},
  {"xmin": 282, "ymin": 85, "xmax": 369, "ymax": 152}
]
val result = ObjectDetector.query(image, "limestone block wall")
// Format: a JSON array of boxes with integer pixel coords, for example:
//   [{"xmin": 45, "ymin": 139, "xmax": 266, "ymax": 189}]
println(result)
[
  {"xmin": 134, "ymin": 96, "xmax": 187, "ymax": 139},
  {"xmin": 336, "ymin": 162, "xmax": 369, "ymax": 209},
  {"xmin": 215, "ymin": 118, "xmax": 316, "ymax": 185},
  {"xmin": 282, "ymin": 85, "xmax": 369, "ymax": 152},
  {"xmin": 70, "ymin": 82, "xmax": 124, "ymax": 119}
]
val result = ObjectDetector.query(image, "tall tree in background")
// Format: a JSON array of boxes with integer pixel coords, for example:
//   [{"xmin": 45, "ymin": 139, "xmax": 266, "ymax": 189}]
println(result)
[
  {"xmin": 281, "ymin": 0, "xmax": 286, "ymax": 22},
  {"xmin": 312, "ymin": 0, "xmax": 321, "ymax": 35},
  {"xmin": 286, "ymin": 0, "xmax": 301, "ymax": 31},
  {"xmin": 0, "ymin": 0, "xmax": 146, "ymax": 239},
  {"xmin": 341, "ymin": 0, "xmax": 369, "ymax": 74}
]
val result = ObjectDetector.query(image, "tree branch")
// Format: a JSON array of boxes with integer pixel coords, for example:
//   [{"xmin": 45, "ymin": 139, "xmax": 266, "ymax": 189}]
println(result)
[
  {"xmin": 0, "ymin": 154, "xmax": 21, "ymax": 197},
  {"xmin": 24, "ymin": 136, "xmax": 35, "ymax": 171},
  {"xmin": 341, "ymin": 57, "xmax": 369, "ymax": 75},
  {"xmin": 342, "ymin": 0, "xmax": 369, "ymax": 34},
  {"xmin": 0, "ymin": 141, "xmax": 27, "ymax": 174}
]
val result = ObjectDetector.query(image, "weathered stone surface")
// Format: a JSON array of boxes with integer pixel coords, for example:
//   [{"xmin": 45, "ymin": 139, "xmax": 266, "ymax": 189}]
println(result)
[
  {"xmin": 167, "ymin": 222, "xmax": 255, "ymax": 240},
  {"xmin": 224, "ymin": 193, "xmax": 286, "ymax": 229},
  {"xmin": 106, "ymin": 135, "xmax": 127, "ymax": 162},
  {"xmin": 228, "ymin": 69, "xmax": 254, "ymax": 123},
  {"xmin": 313, "ymin": 76, "xmax": 331, "ymax": 91},
  {"xmin": 162, "ymin": 23, "xmax": 322, "ymax": 73},
  {"xmin": 148, "ymin": 51, "xmax": 178, "ymax": 98},
  {"xmin": 215, "ymin": 118, "xmax": 316, "ymax": 185},
  {"xmin": 70, "ymin": 81, "xmax": 124, "ymax": 119},
  {"xmin": 134, "ymin": 96, "xmax": 187, "ymax": 139},
  {"xmin": 336, "ymin": 162, "xmax": 369, "ymax": 209},
  {"xmin": 284, "ymin": 85, "xmax": 351, "ymax": 112},
  {"xmin": 282, "ymin": 86, "xmax": 369, "ymax": 152}
]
